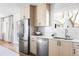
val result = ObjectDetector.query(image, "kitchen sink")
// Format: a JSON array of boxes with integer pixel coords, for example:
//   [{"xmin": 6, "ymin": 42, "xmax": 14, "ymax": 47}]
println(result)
[
  {"xmin": 54, "ymin": 37, "xmax": 73, "ymax": 40},
  {"xmin": 65, "ymin": 38, "xmax": 73, "ymax": 40}
]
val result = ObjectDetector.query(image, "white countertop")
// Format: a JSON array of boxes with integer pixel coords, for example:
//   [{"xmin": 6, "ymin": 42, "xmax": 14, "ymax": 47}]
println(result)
[
  {"xmin": 31, "ymin": 35, "xmax": 53, "ymax": 39},
  {"xmin": 31, "ymin": 35, "xmax": 79, "ymax": 43}
]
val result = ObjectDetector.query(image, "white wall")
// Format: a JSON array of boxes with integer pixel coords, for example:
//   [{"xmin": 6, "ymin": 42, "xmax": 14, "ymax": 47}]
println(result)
[
  {"xmin": 51, "ymin": 3, "xmax": 79, "ymax": 12},
  {"xmin": 0, "ymin": 3, "xmax": 26, "ymax": 44},
  {"xmin": 67, "ymin": 28, "xmax": 79, "ymax": 40},
  {"xmin": 13, "ymin": 11, "xmax": 20, "ymax": 44},
  {"xmin": 50, "ymin": 3, "xmax": 79, "ymax": 28}
]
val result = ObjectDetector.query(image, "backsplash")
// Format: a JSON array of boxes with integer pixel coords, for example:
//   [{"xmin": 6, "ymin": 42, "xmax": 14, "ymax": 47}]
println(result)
[
  {"xmin": 53, "ymin": 28, "xmax": 79, "ymax": 40},
  {"xmin": 33, "ymin": 26, "xmax": 54, "ymax": 36},
  {"xmin": 54, "ymin": 28, "xmax": 65, "ymax": 38},
  {"xmin": 67, "ymin": 28, "xmax": 79, "ymax": 40},
  {"xmin": 43, "ymin": 27, "xmax": 55, "ymax": 36},
  {"xmin": 54, "ymin": 28, "xmax": 79, "ymax": 40},
  {"xmin": 33, "ymin": 26, "xmax": 79, "ymax": 40},
  {"xmin": 34, "ymin": 27, "xmax": 66, "ymax": 37}
]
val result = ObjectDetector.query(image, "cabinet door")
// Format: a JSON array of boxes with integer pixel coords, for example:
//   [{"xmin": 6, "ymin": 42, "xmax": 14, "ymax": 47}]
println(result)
[
  {"xmin": 49, "ymin": 39, "xmax": 58, "ymax": 56},
  {"xmin": 30, "ymin": 37, "xmax": 37, "ymax": 55},
  {"xmin": 25, "ymin": 5, "xmax": 30, "ymax": 18},
  {"xmin": 30, "ymin": 6, "xmax": 36, "ymax": 26},
  {"xmin": 60, "ymin": 41, "xmax": 73, "ymax": 56},
  {"xmin": 73, "ymin": 43, "xmax": 79, "ymax": 56},
  {"xmin": 36, "ymin": 4, "xmax": 49, "ymax": 26},
  {"xmin": 20, "ymin": 4, "xmax": 30, "ymax": 19},
  {"xmin": 74, "ymin": 49, "xmax": 79, "ymax": 56}
]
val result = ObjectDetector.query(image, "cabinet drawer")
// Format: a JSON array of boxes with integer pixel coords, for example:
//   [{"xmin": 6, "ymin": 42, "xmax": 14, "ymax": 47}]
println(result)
[{"xmin": 73, "ymin": 42, "xmax": 79, "ymax": 48}]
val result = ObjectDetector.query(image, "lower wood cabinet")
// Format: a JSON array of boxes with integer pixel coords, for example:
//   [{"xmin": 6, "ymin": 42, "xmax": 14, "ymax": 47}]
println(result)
[
  {"xmin": 49, "ymin": 39, "xmax": 58, "ymax": 56},
  {"xmin": 49, "ymin": 39, "xmax": 73, "ymax": 56},
  {"xmin": 73, "ymin": 42, "xmax": 79, "ymax": 56},
  {"xmin": 30, "ymin": 37, "xmax": 74, "ymax": 56},
  {"xmin": 59, "ymin": 41, "xmax": 73, "ymax": 56},
  {"xmin": 74, "ymin": 48, "xmax": 79, "ymax": 56},
  {"xmin": 30, "ymin": 37, "xmax": 37, "ymax": 55}
]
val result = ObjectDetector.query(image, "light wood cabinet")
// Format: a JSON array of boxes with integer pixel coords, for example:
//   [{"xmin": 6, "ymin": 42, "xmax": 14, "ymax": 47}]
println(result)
[
  {"xmin": 20, "ymin": 4, "xmax": 30, "ymax": 19},
  {"xmin": 73, "ymin": 42, "xmax": 79, "ymax": 56},
  {"xmin": 74, "ymin": 48, "xmax": 79, "ymax": 56},
  {"xmin": 30, "ymin": 6, "xmax": 36, "ymax": 35},
  {"xmin": 49, "ymin": 39, "xmax": 73, "ymax": 56},
  {"xmin": 35, "ymin": 4, "xmax": 50, "ymax": 26},
  {"xmin": 30, "ymin": 5, "xmax": 36, "ymax": 26},
  {"xmin": 59, "ymin": 41, "xmax": 73, "ymax": 56},
  {"xmin": 30, "ymin": 36, "xmax": 37, "ymax": 55},
  {"xmin": 49, "ymin": 39, "xmax": 59, "ymax": 56}
]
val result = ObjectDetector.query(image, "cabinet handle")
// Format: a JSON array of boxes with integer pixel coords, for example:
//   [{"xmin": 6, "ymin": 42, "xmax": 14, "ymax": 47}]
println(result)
[
  {"xmin": 77, "ymin": 45, "xmax": 79, "ymax": 46},
  {"xmin": 59, "ymin": 41, "xmax": 61, "ymax": 46},
  {"xmin": 57, "ymin": 41, "xmax": 61, "ymax": 46},
  {"xmin": 57, "ymin": 41, "xmax": 59, "ymax": 46},
  {"xmin": 74, "ymin": 49, "xmax": 75, "ymax": 54}
]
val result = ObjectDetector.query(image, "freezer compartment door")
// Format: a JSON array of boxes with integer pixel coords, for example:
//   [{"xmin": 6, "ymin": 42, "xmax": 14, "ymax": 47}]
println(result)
[{"xmin": 19, "ymin": 40, "xmax": 28, "ymax": 53}]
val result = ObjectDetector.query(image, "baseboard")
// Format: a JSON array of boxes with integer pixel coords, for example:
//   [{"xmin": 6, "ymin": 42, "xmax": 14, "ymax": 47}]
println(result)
[
  {"xmin": 19, "ymin": 51, "xmax": 36, "ymax": 56},
  {"xmin": 29, "ymin": 52, "xmax": 36, "ymax": 56},
  {"xmin": 0, "ymin": 40, "xmax": 13, "ymax": 43}
]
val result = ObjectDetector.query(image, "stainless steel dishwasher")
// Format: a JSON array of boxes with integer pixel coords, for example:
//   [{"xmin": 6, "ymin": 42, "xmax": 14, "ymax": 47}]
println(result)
[{"xmin": 37, "ymin": 38, "xmax": 48, "ymax": 56}]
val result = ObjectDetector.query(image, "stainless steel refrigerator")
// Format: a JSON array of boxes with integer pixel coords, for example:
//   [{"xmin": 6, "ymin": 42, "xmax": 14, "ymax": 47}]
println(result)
[{"xmin": 19, "ymin": 16, "xmax": 30, "ymax": 55}]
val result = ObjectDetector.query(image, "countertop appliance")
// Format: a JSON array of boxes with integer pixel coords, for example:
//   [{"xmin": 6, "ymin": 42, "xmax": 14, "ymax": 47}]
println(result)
[
  {"xmin": 19, "ymin": 16, "xmax": 30, "ymax": 55},
  {"xmin": 37, "ymin": 38, "xmax": 48, "ymax": 56},
  {"xmin": 34, "ymin": 31, "xmax": 42, "ymax": 35}
]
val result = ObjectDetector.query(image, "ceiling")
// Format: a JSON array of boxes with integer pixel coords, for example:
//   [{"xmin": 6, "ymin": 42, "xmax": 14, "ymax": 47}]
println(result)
[{"xmin": 0, "ymin": 3, "xmax": 26, "ymax": 17}]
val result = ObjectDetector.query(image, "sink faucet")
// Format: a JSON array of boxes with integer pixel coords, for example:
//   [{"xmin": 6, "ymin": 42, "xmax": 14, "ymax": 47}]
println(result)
[
  {"xmin": 65, "ymin": 29, "xmax": 68, "ymax": 37},
  {"xmin": 65, "ymin": 29, "xmax": 70, "ymax": 40}
]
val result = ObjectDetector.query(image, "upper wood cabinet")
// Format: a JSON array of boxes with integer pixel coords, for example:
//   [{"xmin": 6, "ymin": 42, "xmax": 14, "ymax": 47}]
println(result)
[
  {"xmin": 49, "ymin": 39, "xmax": 73, "ymax": 56},
  {"xmin": 20, "ymin": 4, "xmax": 30, "ymax": 19},
  {"xmin": 35, "ymin": 4, "xmax": 50, "ymax": 26},
  {"xmin": 30, "ymin": 5, "xmax": 36, "ymax": 26}
]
